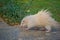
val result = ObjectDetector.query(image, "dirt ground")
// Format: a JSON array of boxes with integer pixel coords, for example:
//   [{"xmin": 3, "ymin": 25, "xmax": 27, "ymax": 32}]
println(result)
[{"xmin": 0, "ymin": 22, "xmax": 60, "ymax": 40}]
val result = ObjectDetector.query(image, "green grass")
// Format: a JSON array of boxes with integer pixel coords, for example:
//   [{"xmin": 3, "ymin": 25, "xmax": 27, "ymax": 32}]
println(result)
[
  {"xmin": 17, "ymin": 0, "xmax": 60, "ymax": 22},
  {"xmin": 0, "ymin": 0, "xmax": 60, "ymax": 25}
]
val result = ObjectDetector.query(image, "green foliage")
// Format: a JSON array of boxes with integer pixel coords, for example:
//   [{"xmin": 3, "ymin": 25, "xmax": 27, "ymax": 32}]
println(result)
[{"xmin": 0, "ymin": 0, "xmax": 60, "ymax": 25}]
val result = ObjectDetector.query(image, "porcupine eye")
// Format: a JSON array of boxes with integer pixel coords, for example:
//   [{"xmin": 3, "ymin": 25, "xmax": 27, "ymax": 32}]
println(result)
[
  {"xmin": 22, "ymin": 20, "xmax": 25, "ymax": 24},
  {"xmin": 23, "ymin": 20, "xmax": 25, "ymax": 22},
  {"xmin": 22, "ymin": 20, "xmax": 28, "ymax": 28}
]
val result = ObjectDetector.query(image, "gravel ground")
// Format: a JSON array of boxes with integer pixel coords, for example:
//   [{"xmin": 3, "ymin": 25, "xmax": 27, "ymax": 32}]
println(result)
[{"xmin": 0, "ymin": 22, "xmax": 60, "ymax": 40}]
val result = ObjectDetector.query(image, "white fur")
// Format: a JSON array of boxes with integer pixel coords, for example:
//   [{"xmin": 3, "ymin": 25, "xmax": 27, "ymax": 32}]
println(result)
[{"xmin": 20, "ymin": 9, "xmax": 59, "ymax": 32}]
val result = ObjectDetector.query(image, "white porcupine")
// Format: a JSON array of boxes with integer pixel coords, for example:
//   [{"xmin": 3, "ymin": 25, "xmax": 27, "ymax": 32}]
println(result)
[{"xmin": 20, "ymin": 9, "xmax": 60, "ymax": 32}]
